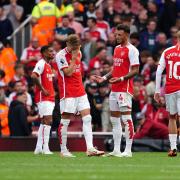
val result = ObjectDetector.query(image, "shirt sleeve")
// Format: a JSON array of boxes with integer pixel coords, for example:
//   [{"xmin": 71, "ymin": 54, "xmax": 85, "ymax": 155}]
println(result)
[
  {"xmin": 31, "ymin": 5, "xmax": 40, "ymax": 18},
  {"xmin": 155, "ymin": 51, "xmax": 166, "ymax": 93},
  {"xmin": 32, "ymin": 60, "xmax": 45, "ymax": 76},
  {"xmin": 56, "ymin": 52, "xmax": 69, "ymax": 71},
  {"xmin": 129, "ymin": 46, "xmax": 140, "ymax": 66}
]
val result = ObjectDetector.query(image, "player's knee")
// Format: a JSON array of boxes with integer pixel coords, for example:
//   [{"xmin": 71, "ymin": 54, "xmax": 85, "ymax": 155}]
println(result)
[
  {"xmin": 82, "ymin": 114, "xmax": 92, "ymax": 123},
  {"xmin": 121, "ymin": 115, "xmax": 132, "ymax": 124}
]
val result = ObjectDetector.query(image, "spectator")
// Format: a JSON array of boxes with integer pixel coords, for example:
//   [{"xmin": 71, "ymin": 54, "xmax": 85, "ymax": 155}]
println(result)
[
  {"xmin": 0, "ymin": 6, "xmax": 13, "ymax": 41},
  {"xmin": 83, "ymin": 17, "xmax": 107, "ymax": 41},
  {"xmin": 55, "ymin": 15, "xmax": 75, "ymax": 41},
  {"xmin": 120, "ymin": 0, "xmax": 134, "ymax": 19},
  {"xmin": 89, "ymin": 47, "xmax": 107, "ymax": 71},
  {"xmin": 52, "ymin": 39, "xmax": 63, "ymax": 53},
  {"xmin": 11, "ymin": 64, "xmax": 27, "ymax": 86},
  {"xmin": 31, "ymin": 0, "xmax": 61, "ymax": 42},
  {"xmin": 135, "ymin": 10, "xmax": 148, "ymax": 32},
  {"xmin": 130, "ymin": 32, "xmax": 142, "ymax": 52},
  {"xmin": 86, "ymin": 2, "xmax": 96, "ymax": 19},
  {"xmin": 67, "ymin": 11, "xmax": 84, "ymax": 35},
  {"xmin": 0, "ymin": 42, "xmax": 17, "ymax": 83},
  {"xmin": 81, "ymin": 30, "xmax": 97, "ymax": 66},
  {"xmin": 95, "ymin": 9, "xmax": 110, "ymax": 37},
  {"xmin": 147, "ymin": 1, "xmax": 159, "ymax": 21},
  {"xmin": 8, "ymin": 92, "xmax": 38, "ymax": 136},
  {"xmin": 59, "ymin": 0, "xmax": 74, "ymax": 17},
  {"xmin": 8, "ymin": 80, "xmax": 32, "ymax": 110},
  {"xmin": 3, "ymin": 0, "xmax": 24, "ymax": 30},
  {"xmin": 20, "ymin": 37, "xmax": 41, "ymax": 72},
  {"xmin": 140, "ymin": 19, "xmax": 158, "ymax": 53},
  {"xmin": 0, "ymin": 82, "xmax": 9, "ymax": 136},
  {"xmin": 134, "ymin": 103, "xmax": 168, "ymax": 139},
  {"xmin": 146, "ymin": 72, "xmax": 156, "ymax": 97},
  {"xmin": 155, "ymin": 32, "xmax": 170, "ymax": 55},
  {"xmin": 106, "ymin": 32, "xmax": 116, "ymax": 57},
  {"xmin": 167, "ymin": 26, "xmax": 178, "ymax": 46},
  {"xmin": 103, "ymin": 0, "xmax": 118, "ymax": 28}
]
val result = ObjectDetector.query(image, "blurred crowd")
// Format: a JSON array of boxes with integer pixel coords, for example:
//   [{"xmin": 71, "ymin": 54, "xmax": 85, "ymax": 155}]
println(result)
[{"xmin": 0, "ymin": 0, "xmax": 180, "ymax": 139}]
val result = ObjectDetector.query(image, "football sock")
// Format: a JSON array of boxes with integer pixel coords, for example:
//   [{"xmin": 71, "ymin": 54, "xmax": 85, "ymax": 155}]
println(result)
[
  {"xmin": 169, "ymin": 134, "xmax": 177, "ymax": 150},
  {"xmin": 35, "ymin": 124, "xmax": 43, "ymax": 150},
  {"xmin": 42, "ymin": 125, "xmax": 51, "ymax": 151},
  {"xmin": 82, "ymin": 115, "xmax": 94, "ymax": 150},
  {"xmin": 121, "ymin": 115, "xmax": 134, "ymax": 153},
  {"xmin": 58, "ymin": 119, "xmax": 70, "ymax": 152},
  {"xmin": 110, "ymin": 117, "xmax": 122, "ymax": 153}
]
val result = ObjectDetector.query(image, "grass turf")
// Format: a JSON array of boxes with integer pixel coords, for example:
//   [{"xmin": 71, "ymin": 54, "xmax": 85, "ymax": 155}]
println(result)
[{"xmin": 0, "ymin": 152, "xmax": 179, "ymax": 180}]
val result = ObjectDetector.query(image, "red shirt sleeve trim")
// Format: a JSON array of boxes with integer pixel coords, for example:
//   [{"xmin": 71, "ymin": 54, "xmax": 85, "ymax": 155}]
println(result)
[
  {"xmin": 131, "ymin": 64, "xmax": 140, "ymax": 67},
  {"xmin": 61, "ymin": 66, "xmax": 68, "ymax": 70}
]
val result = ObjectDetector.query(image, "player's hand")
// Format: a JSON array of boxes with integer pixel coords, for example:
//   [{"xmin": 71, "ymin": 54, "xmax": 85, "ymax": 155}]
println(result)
[
  {"xmin": 42, "ymin": 88, "xmax": 50, "ymax": 96},
  {"xmin": 154, "ymin": 93, "xmax": 160, "ymax": 103},
  {"xmin": 91, "ymin": 75, "xmax": 105, "ymax": 83}
]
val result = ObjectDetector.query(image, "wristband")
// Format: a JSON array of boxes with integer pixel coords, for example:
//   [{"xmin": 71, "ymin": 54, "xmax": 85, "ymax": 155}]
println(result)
[
  {"xmin": 120, "ymin": 77, "xmax": 124, "ymax": 81},
  {"xmin": 102, "ymin": 76, "xmax": 107, "ymax": 80}
]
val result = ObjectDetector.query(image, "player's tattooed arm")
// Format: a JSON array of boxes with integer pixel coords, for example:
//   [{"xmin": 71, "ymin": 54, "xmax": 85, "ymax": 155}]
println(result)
[{"xmin": 123, "ymin": 65, "xmax": 139, "ymax": 80}]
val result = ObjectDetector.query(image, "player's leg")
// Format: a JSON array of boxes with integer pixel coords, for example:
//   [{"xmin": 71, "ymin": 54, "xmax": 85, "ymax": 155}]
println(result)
[
  {"xmin": 34, "ymin": 102, "xmax": 54, "ymax": 155},
  {"xmin": 165, "ymin": 93, "xmax": 178, "ymax": 157},
  {"xmin": 78, "ymin": 95, "xmax": 104, "ymax": 156},
  {"xmin": 59, "ymin": 98, "xmax": 76, "ymax": 157},
  {"xmin": 107, "ymin": 92, "xmax": 122, "ymax": 157},
  {"xmin": 118, "ymin": 93, "xmax": 134, "ymax": 157},
  {"xmin": 42, "ymin": 115, "xmax": 53, "ymax": 154}
]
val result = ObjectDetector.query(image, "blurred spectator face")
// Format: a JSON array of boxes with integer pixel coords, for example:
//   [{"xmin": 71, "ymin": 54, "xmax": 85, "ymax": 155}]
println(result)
[
  {"xmin": 147, "ymin": 21, "xmax": 156, "ymax": 32},
  {"xmin": 147, "ymin": 2, "xmax": 157, "ymax": 13},
  {"xmin": 31, "ymin": 38, "xmax": 39, "ymax": 49},
  {"xmin": 72, "ymin": 1, "xmax": 80, "ymax": 11},
  {"xmin": 115, "ymin": 29, "xmax": 127, "ymax": 44},
  {"xmin": 102, "ymin": 63, "xmax": 111, "ymax": 74},
  {"xmin": 17, "ymin": 93, "xmax": 27, "ymax": 105},
  {"xmin": 147, "ymin": 56, "xmax": 155, "ymax": 66},
  {"xmin": 87, "ymin": 18, "xmax": 96, "ymax": 29},
  {"xmin": 52, "ymin": 40, "xmax": 61, "ymax": 52},
  {"xmin": 157, "ymin": 33, "xmax": 167, "ymax": 45},
  {"xmin": 10, "ymin": 0, "xmax": 17, "ymax": 5},
  {"xmin": 83, "ymin": 31, "xmax": 91, "ymax": 41},
  {"xmin": 96, "ymin": 40, "xmax": 106, "ymax": 49},
  {"xmin": 121, "ymin": 1, "xmax": 131, "ymax": 11},
  {"xmin": 170, "ymin": 26, "xmax": 178, "ymax": 38},
  {"xmin": 87, "ymin": 83, "xmax": 98, "ymax": 95},
  {"xmin": 140, "ymin": 51, "xmax": 151, "ymax": 64},
  {"xmin": 130, "ymin": 37, "xmax": 140, "ymax": 47},
  {"xmin": 138, "ymin": 11, "xmax": 148, "ymax": 22},
  {"xmin": 15, "ymin": 66, "xmax": 24, "ymax": 76},
  {"xmin": 133, "ymin": 86, "xmax": 140, "ymax": 99},
  {"xmin": 14, "ymin": 81, "xmax": 23, "ymax": 92},
  {"xmin": 159, "ymin": 96, "xmax": 166, "ymax": 106},
  {"xmin": 88, "ymin": 3, "xmax": 95, "ymax": 12},
  {"xmin": 99, "ymin": 86, "xmax": 108, "ymax": 95},
  {"xmin": 98, "ymin": 49, "xmax": 107, "ymax": 60},
  {"xmin": 67, "ymin": 11, "xmax": 74, "ymax": 21},
  {"xmin": 107, "ymin": 0, "xmax": 114, "ymax": 7},
  {"xmin": 96, "ymin": 9, "xmax": 104, "ymax": 20},
  {"xmin": 62, "ymin": 17, "xmax": 70, "ymax": 27},
  {"xmin": 113, "ymin": 15, "xmax": 122, "ymax": 26},
  {"xmin": 108, "ymin": 33, "xmax": 115, "ymax": 43}
]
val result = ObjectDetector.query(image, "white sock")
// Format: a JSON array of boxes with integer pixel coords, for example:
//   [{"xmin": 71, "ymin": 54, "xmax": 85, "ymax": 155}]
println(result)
[
  {"xmin": 35, "ymin": 124, "xmax": 43, "ymax": 150},
  {"xmin": 58, "ymin": 119, "xmax": 70, "ymax": 152},
  {"xmin": 121, "ymin": 115, "xmax": 134, "ymax": 153},
  {"xmin": 110, "ymin": 117, "xmax": 122, "ymax": 153},
  {"xmin": 169, "ymin": 134, "xmax": 177, "ymax": 150},
  {"xmin": 82, "ymin": 115, "xmax": 93, "ymax": 150},
  {"xmin": 42, "ymin": 125, "xmax": 51, "ymax": 151}
]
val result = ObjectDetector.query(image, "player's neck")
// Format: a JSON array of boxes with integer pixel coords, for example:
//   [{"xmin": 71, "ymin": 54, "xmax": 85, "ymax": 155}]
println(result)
[{"xmin": 120, "ymin": 41, "xmax": 128, "ymax": 47}]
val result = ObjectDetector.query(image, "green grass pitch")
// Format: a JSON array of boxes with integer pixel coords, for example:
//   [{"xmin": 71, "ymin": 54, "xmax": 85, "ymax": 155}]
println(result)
[{"xmin": 0, "ymin": 152, "xmax": 180, "ymax": 180}]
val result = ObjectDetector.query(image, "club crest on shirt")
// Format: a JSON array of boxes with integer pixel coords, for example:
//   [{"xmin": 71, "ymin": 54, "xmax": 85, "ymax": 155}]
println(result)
[{"xmin": 120, "ymin": 51, "xmax": 125, "ymax": 57}]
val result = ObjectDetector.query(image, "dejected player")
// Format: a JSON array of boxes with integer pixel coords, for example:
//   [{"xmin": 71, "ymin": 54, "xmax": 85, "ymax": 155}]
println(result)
[
  {"xmin": 93, "ymin": 24, "xmax": 140, "ymax": 157},
  {"xmin": 56, "ymin": 34, "xmax": 104, "ymax": 157},
  {"xmin": 154, "ymin": 31, "xmax": 180, "ymax": 157},
  {"xmin": 32, "ymin": 45, "xmax": 55, "ymax": 155}
]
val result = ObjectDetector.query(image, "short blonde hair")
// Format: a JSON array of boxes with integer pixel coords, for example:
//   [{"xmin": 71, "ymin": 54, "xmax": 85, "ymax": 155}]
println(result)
[{"xmin": 66, "ymin": 34, "xmax": 81, "ymax": 46}]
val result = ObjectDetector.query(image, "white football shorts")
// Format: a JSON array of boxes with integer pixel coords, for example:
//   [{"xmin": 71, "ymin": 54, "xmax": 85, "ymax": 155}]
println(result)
[
  {"xmin": 60, "ymin": 94, "xmax": 90, "ymax": 114},
  {"xmin": 109, "ymin": 92, "xmax": 132, "ymax": 112},
  {"xmin": 165, "ymin": 91, "xmax": 180, "ymax": 115},
  {"xmin": 37, "ymin": 101, "xmax": 55, "ymax": 118}
]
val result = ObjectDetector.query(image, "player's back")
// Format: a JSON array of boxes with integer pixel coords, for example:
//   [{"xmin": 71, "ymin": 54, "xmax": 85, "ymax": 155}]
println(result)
[
  {"xmin": 163, "ymin": 45, "xmax": 180, "ymax": 94},
  {"xmin": 56, "ymin": 48, "xmax": 85, "ymax": 99}
]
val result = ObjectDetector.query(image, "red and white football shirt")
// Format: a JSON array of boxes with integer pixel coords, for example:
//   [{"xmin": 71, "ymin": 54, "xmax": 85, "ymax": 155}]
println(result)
[
  {"xmin": 56, "ymin": 48, "xmax": 86, "ymax": 99},
  {"xmin": 112, "ymin": 43, "xmax": 140, "ymax": 96},
  {"xmin": 33, "ymin": 59, "xmax": 55, "ymax": 103},
  {"xmin": 157, "ymin": 45, "xmax": 180, "ymax": 94}
]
